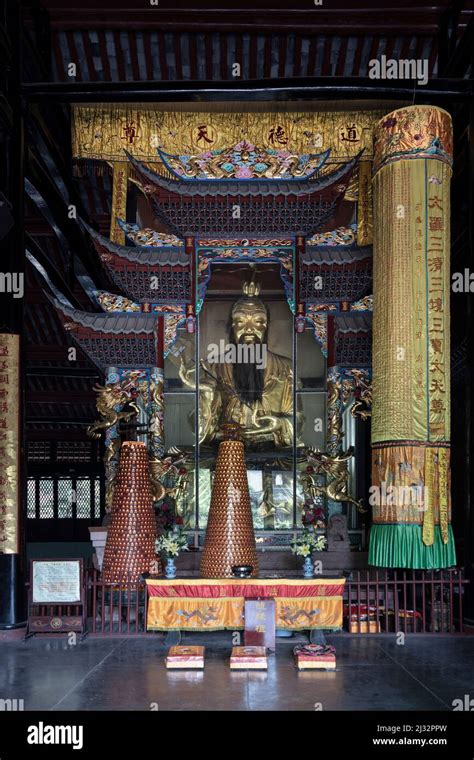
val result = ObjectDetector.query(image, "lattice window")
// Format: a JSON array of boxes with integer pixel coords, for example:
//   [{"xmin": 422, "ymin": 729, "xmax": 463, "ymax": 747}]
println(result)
[
  {"xmin": 76, "ymin": 477, "xmax": 92, "ymax": 518},
  {"xmin": 335, "ymin": 332, "xmax": 372, "ymax": 365},
  {"xmin": 94, "ymin": 477, "xmax": 101, "ymax": 519},
  {"xmin": 299, "ymin": 266, "xmax": 372, "ymax": 302},
  {"xmin": 27, "ymin": 478, "xmax": 37, "ymax": 519},
  {"xmin": 57, "ymin": 478, "xmax": 74, "ymax": 518},
  {"xmin": 57, "ymin": 441, "xmax": 95, "ymax": 463},
  {"xmin": 27, "ymin": 475, "xmax": 103, "ymax": 522},
  {"xmin": 80, "ymin": 335, "xmax": 156, "ymax": 368},
  {"xmin": 28, "ymin": 441, "xmax": 100, "ymax": 464},
  {"xmin": 27, "ymin": 441, "xmax": 52, "ymax": 463},
  {"xmin": 111, "ymin": 269, "xmax": 191, "ymax": 302},
  {"xmin": 38, "ymin": 478, "xmax": 55, "ymax": 519},
  {"xmin": 153, "ymin": 199, "xmax": 338, "ymax": 235}
]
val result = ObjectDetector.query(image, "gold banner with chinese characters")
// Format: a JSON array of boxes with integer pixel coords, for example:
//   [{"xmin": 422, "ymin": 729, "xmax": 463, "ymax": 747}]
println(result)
[
  {"xmin": 371, "ymin": 157, "xmax": 451, "ymax": 443},
  {"xmin": 72, "ymin": 106, "xmax": 384, "ymax": 162},
  {"xmin": 110, "ymin": 162, "xmax": 128, "ymax": 244},
  {"xmin": 369, "ymin": 106, "xmax": 455, "ymax": 568},
  {"xmin": 0, "ymin": 334, "xmax": 20, "ymax": 554}
]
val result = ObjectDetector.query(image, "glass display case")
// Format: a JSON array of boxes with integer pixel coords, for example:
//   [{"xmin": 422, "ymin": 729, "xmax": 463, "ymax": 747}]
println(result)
[{"xmin": 162, "ymin": 264, "xmax": 329, "ymax": 538}]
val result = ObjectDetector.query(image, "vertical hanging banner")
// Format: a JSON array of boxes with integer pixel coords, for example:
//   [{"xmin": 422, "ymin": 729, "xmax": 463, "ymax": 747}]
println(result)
[
  {"xmin": 369, "ymin": 105, "xmax": 455, "ymax": 569},
  {"xmin": 0, "ymin": 334, "xmax": 20, "ymax": 554},
  {"xmin": 110, "ymin": 161, "xmax": 129, "ymax": 244}
]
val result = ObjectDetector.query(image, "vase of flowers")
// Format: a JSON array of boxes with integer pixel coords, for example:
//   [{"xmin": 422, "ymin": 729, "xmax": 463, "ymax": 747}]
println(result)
[
  {"xmin": 290, "ymin": 530, "xmax": 327, "ymax": 578},
  {"xmin": 156, "ymin": 525, "xmax": 189, "ymax": 579}
]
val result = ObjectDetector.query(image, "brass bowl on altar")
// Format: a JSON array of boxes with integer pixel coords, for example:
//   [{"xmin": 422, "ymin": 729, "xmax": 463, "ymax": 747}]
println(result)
[{"xmin": 231, "ymin": 565, "xmax": 253, "ymax": 578}]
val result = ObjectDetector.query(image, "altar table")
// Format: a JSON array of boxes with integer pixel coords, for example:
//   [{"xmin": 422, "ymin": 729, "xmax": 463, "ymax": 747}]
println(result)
[{"xmin": 145, "ymin": 577, "xmax": 345, "ymax": 632}]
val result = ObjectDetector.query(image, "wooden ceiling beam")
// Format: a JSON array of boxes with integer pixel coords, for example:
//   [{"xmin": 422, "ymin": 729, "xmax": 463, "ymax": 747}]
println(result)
[
  {"xmin": 26, "ymin": 214, "xmax": 110, "ymax": 235},
  {"xmin": 443, "ymin": 17, "xmax": 474, "ymax": 77},
  {"xmin": 24, "ymin": 7, "xmax": 474, "ymax": 35},
  {"xmin": 26, "ymin": 429, "xmax": 95, "ymax": 440},
  {"xmin": 27, "ymin": 391, "xmax": 96, "ymax": 403},
  {"xmin": 22, "ymin": 76, "xmax": 473, "ymax": 103},
  {"xmin": 25, "ymin": 233, "xmax": 83, "ymax": 308},
  {"xmin": 25, "ymin": 344, "xmax": 85, "ymax": 361},
  {"xmin": 26, "ymin": 153, "xmax": 110, "ymax": 290},
  {"xmin": 26, "ymin": 366, "xmax": 100, "ymax": 377},
  {"xmin": 26, "ymin": 417, "xmax": 93, "ymax": 425}
]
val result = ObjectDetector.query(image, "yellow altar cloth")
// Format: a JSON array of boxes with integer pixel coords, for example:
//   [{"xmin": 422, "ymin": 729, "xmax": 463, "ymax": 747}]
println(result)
[{"xmin": 145, "ymin": 577, "xmax": 345, "ymax": 632}]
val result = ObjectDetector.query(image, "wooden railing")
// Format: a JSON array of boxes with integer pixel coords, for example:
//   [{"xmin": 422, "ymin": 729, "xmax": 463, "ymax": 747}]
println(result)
[
  {"xmin": 344, "ymin": 569, "xmax": 469, "ymax": 634},
  {"xmin": 83, "ymin": 567, "xmax": 470, "ymax": 636},
  {"xmin": 86, "ymin": 570, "xmax": 148, "ymax": 635}
]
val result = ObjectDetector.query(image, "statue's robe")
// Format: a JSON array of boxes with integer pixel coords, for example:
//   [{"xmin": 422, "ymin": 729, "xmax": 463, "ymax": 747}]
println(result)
[{"xmin": 199, "ymin": 351, "xmax": 297, "ymax": 448}]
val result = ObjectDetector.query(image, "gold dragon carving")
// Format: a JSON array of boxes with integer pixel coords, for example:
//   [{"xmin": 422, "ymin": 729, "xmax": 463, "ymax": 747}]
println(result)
[
  {"xmin": 149, "ymin": 449, "xmax": 189, "ymax": 505},
  {"xmin": 304, "ymin": 447, "xmax": 366, "ymax": 514},
  {"xmin": 349, "ymin": 369, "xmax": 372, "ymax": 421},
  {"xmin": 87, "ymin": 378, "xmax": 141, "ymax": 511},
  {"xmin": 86, "ymin": 382, "xmax": 140, "ymax": 440}
]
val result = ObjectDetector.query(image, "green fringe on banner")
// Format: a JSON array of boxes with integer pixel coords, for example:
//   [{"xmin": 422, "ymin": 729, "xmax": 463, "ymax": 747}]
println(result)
[{"xmin": 368, "ymin": 524, "xmax": 457, "ymax": 570}]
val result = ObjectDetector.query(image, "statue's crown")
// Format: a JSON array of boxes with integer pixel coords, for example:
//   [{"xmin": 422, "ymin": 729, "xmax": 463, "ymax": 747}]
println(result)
[{"xmin": 242, "ymin": 267, "xmax": 260, "ymax": 297}]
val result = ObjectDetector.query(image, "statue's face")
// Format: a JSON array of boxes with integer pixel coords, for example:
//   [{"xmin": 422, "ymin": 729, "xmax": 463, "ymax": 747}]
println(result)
[{"xmin": 231, "ymin": 302, "xmax": 267, "ymax": 344}]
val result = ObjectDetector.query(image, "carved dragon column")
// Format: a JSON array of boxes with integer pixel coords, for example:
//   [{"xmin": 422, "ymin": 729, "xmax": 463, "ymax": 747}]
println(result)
[
  {"xmin": 102, "ymin": 367, "xmax": 123, "ymax": 519},
  {"xmin": 148, "ymin": 319, "xmax": 166, "ymax": 502},
  {"xmin": 326, "ymin": 315, "xmax": 344, "ymax": 519},
  {"xmin": 88, "ymin": 367, "xmax": 142, "ymax": 520},
  {"xmin": 369, "ymin": 105, "xmax": 455, "ymax": 569}
]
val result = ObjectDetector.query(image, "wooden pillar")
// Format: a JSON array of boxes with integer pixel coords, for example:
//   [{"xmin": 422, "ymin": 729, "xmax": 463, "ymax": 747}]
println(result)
[{"xmin": 0, "ymin": 0, "xmax": 26, "ymax": 628}]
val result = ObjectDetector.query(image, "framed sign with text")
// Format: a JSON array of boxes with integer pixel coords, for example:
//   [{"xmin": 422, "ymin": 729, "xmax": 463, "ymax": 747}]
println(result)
[
  {"xmin": 32, "ymin": 559, "xmax": 82, "ymax": 604},
  {"xmin": 25, "ymin": 559, "xmax": 87, "ymax": 640}
]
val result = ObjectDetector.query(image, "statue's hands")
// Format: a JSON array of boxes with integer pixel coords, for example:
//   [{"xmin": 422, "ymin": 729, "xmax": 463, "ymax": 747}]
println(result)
[{"xmin": 242, "ymin": 411, "xmax": 278, "ymax": 438}]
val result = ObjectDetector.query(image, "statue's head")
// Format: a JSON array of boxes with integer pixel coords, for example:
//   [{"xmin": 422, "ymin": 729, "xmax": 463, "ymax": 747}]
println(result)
[{"xmin": 230, "ymin": 297, "xmax": 269, "ymax": 345}]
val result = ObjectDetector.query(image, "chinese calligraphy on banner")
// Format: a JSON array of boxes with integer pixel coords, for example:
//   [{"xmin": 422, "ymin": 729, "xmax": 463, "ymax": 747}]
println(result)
[
  {"xmin": 0, "ymin": 334, "xmax": 20, "ymax": 554},
  {"xmin": 110, "ymin": 162, "xmax": 129, "ymax": 244},
  {"xmin": 372, "ymin": 157, "xmax": 451, "ymax": 444},
  {"xmin": 71, "ymin": 106, "xmax": 384, "ymax": 162}
]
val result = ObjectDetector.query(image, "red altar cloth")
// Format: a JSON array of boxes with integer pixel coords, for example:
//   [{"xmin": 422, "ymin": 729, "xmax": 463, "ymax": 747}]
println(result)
[{"xmin": 145, "ymin": 577, "xmax": 345, "ymax": 631}]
